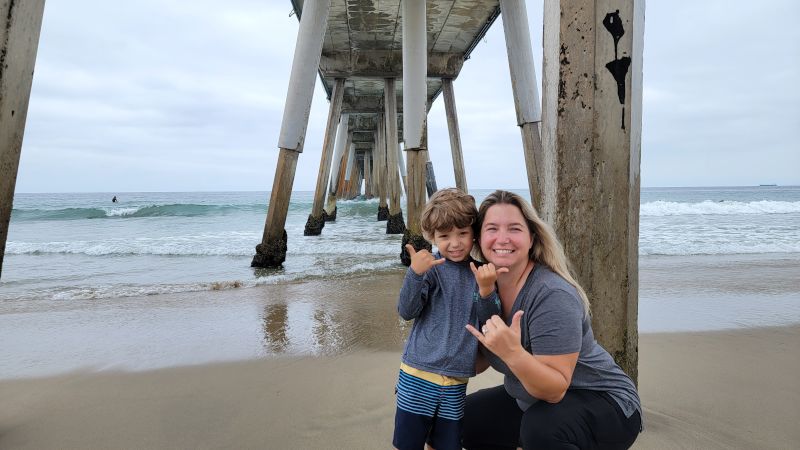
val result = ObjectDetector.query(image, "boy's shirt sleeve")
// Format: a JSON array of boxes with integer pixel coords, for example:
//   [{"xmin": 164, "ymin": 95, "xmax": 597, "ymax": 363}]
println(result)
[
  {"xmin": 397, "ymin": 267, "xmax": 432, "ymax": 320},
  {"xmin": 474, "ymin": 289, "xmax": 501, "ymax": 327}
]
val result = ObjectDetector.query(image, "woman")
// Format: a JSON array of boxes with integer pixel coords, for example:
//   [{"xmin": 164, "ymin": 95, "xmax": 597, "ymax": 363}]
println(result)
[{"xmin": 463, "ymin": 190, "xmax": 641, "ymax": 449}]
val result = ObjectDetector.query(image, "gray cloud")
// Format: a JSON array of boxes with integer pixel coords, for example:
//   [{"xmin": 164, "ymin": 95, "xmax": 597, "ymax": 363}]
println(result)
[{"xmin": 15, "ymin": 0, "xmax": 799, "ymax": 192}]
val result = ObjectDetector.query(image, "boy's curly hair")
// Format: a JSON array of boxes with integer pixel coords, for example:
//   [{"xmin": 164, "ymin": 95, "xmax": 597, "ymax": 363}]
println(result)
[{"xmin": 419, "ymin": 188, "xmax": 478, "ymax": 242}]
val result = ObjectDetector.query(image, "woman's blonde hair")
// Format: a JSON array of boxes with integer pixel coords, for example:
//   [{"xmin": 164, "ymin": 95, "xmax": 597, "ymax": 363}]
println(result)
[{"xmin": 475, "ymin": 190, "xmax": 590, "ymax": 313}]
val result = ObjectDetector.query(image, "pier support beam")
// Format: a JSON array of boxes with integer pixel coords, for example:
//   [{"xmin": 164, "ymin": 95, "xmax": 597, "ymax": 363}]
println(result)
[
  {"xmin": 384, "ymin": 78, "xmax": 405, "ymax": 235},
  {"xmin": 397, "ymin": 142, "xmax": 408, "ymax": 196},
  {"xmin": 400, "ymin": 0, "xmax": 430, "ymax": 266},
  {"xmin": 363, "ymin": 151, "xmax": 373, "ymax": 198},
  {"xmin": 305, "ymin": 78, "xmax": 344, "ymax": 236},
  {"xmin": 500, "ymin": 0, "xmax": 544, "ymax": 210},
  {"xmin": 441, "ymin": 78, "xmax": 468, "ymax": 193},
  {"xmin": 542, "ymin": 0, "xmax": 644, "ymax": 381},
  {"xmin": 0, "ymin": 0, "xmax": 46, "ymax": 280},
  {"xmin": 373, "ymin": 114, "xmax": 389, "ymax": 220},
  {"xmin": 342, "ymin": 140, "xmax": 356, "ymax": 199},
  {"xmin": 252, "ymin": 0, "xmax": 330, "ymax": 268},
  {"xmin": 425, "ymin": 160, "xmax": 438, "ymax": 197},
  {"xmin": 324, "ymin": 119, "xmax": 351, "ymax": 222}
]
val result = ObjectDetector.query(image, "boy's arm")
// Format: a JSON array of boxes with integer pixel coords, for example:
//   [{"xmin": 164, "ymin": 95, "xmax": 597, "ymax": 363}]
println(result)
[
  {"xmin": 475, "ymin": 289, "xmax": 501, "ymax": 328},
  {"xmin": 397, "ymin": 268, "xmax": 430, "ymax": 320},
  {"xmin": 397, "ymin": 244, "xmax": 443, "ymax": 320}
]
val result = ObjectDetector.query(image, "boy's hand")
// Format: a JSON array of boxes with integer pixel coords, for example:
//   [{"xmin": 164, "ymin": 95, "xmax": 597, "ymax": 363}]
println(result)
[
  {"xmin": 470, "ymin": 262, "xmax": 509, "ymax": 297},
  {"xmin": 405, "ymin": 244, "xmax": 446, "ymax": 275}
]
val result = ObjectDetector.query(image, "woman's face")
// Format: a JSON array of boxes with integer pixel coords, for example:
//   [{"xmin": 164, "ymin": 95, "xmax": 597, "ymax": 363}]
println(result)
[{"xmin": 479, "ymin": 203, "xmax": 533, "ymax": 270}]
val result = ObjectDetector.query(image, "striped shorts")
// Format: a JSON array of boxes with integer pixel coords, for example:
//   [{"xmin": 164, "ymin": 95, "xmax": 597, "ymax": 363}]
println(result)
[
  {"xmin": 395, "ymin": 363, "xmax": 468, "ymax": 420},
  {"xmin": 393, "ymin": 364, "xmax": 468, "ymax": 449}
]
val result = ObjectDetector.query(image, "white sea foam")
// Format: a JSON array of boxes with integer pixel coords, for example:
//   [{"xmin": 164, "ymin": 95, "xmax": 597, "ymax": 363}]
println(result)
[
  {"xmin": 2, "ymin": 257, "xmax": 402, "ymax": 302},
  {"xmin": 6, "ymin": 237, "xmax": 399, "ymax": 256},
  {"xmin": 640, "ymin": 240, "xmax": 800, "ymax": 256},
  {"xmin": 105, "ymin": 207, "xmax": 141, "ymax": 217},
  {"xmin": 641, "ymin": 200, "xmax": 800, "ymax": 216}
]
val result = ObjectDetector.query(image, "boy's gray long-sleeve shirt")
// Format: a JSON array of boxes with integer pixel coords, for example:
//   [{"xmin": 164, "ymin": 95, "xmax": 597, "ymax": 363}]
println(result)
[{"xmin": 398, "ymin": 253, "xmax": 499, "ymax": 378}]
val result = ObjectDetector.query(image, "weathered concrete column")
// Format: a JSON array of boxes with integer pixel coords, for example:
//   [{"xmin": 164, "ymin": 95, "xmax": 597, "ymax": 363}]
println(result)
[
  {"xmin": 304, "ymin": 78, "xmax": 345, "ymax": 236},
  {"xmin": 343, "ymin": 141, "xmax": 356, "ymax": 199},
  {"xmin": 363, "ymin": 151, "xmax": 373, "ymax": 198},
  {"xmin": 252, "ymin": 0, "xmax": 330, "ymax": 268},
  {"xmin": 354, "ymin": 160, "xmax": 364, "ymax": 197},
  {"xmin": 0, "ymin": 0, "xmax": 46, "ymax": 280},
  {"xmin": 425, "ymin": 160, "xmax": 438, "ymax": 197},
  {"xmin": 542, "ymin": 0, "xmax": 644, "ymax": 381},
  {"xmin": 400, "ymin": 0, "xmax": 430, "ymax": 265},
  {"xmin": 324, "ymin": 118, "xmax": 350, "ymax": 221},
  {"xmin": 500, "ymin": 0, "xmax": 544, "ymax": 211},
  {"xmin": 441, "ymin": 78, "xmax": 468, "ymax": 193},
  {"xmin": 384, "ymin": 78, "xmax": 405, "ymax": 235},
  {"xmin": 397, "ymin": 141, "xmax": 408, "ymax": 196},
  {"xmin": 373, "ymin": 114, "xmax": 389, "ymax": 220}
]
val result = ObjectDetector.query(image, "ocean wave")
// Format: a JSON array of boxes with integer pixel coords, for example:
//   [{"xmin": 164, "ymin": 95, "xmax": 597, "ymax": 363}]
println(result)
[
  {"xmin": 640, "ymin": 243, "xmax": 800, "ymax": 256},
  {"xmin": 11, "ymin": 204, "xmax": 265, "ymax": 221},
  {"xmin": 5, "ymin": 238, "xmax": 399, "ymax": 257},
  {"xmin": 0, "ymin": 260, "xmax": 402, "ymax": 302},
  {"xmin": 641, "ymin": 200, "xmax": 800, "ymax": 216}
]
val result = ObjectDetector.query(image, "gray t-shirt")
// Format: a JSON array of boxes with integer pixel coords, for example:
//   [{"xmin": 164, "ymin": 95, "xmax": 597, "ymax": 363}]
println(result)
[{"xmin": 484, "ymin": 264, "xmax": 642, "ymax": 418}]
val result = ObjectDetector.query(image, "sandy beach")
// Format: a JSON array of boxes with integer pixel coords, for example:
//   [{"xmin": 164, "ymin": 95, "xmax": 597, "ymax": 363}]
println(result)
[
  {"xmin": 1, "ymin": 325, "xmax": 798, "ymax": 449},
  {"xmin": 1, "ymin": 268, "xmax": 799, "ymax": 449}
]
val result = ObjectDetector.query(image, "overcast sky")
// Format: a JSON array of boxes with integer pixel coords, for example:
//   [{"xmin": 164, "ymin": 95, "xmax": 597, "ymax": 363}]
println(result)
[{"xmin": 14, "ymin": 0, "xmax": 800, "ymax": 193}]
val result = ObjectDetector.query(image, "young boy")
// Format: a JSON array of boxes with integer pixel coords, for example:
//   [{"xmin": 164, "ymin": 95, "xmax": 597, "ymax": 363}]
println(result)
[{"xmin": 393, "ymin": 188, "xmax": 501, "ymax": 450}]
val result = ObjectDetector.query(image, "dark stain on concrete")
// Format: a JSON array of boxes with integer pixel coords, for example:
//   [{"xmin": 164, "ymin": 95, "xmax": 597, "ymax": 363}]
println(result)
[{"xmin": 602, "ymin": 10, "xmax": 631, "ymax": 130}]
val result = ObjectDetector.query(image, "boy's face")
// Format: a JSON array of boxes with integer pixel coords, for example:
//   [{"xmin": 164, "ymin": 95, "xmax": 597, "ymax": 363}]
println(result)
[{"xmin": 433, "ymin": 226, "xmax": 474, "ymax": 262}]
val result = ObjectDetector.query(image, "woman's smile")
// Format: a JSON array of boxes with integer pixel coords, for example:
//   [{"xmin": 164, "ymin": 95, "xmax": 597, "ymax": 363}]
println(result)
[{"xmin": 480, "ymin": 204, "xmax": 532, "ymax": 270}]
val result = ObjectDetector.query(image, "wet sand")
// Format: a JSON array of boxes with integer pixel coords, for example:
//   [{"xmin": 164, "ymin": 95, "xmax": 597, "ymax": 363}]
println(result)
[
  {"xmin": 1, "ymin": 325, "xmax": 798, "ymax": 449},
  {"xmin": 1, "ymin": 257, "xmax": 799, "ymax": 448}
]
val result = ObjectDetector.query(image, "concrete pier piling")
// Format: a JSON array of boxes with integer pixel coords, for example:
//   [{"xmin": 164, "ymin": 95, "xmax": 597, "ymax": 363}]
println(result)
[
  {"xmin": 304, "ymin": 78, "xmax": 345, "ymax": 236},
  {"xmin": 373, "ymin": 113, "xmax": 389, "ymax": 221},
  {"xmin": 252, "ymin": 0, "xmax": 330, "ymax": 268},
  {"xmin": 541, "ymin": 0, "xmax": 644, "ymax": 380},
  {"xmin": 324, "ymin": 116, "xmax": 350, "ymax": 222},
  {"xmin": 500, "ymin": 0, "xmax": 544, "ymax": 210},
  {"xmin": 399, "ymin": 0, "xmax": 429, "ymax": 265},
  {"xmin": 397, "ymin": 142, "xmax": 408, "ymax": 196},
  {"xmin": 384, "ymin": 78, "xmax": 405, "ymax": 235},
  {"xmin": 363, "ymin": 151, "xmax": 373, "ymax": 198},
  {"xmin": 0, "ymin": 0, "xmax": 46, "ymax": 279},
  {"xmin": 441, "ymin": 78, "xmax": 468, "ymax": 193}
]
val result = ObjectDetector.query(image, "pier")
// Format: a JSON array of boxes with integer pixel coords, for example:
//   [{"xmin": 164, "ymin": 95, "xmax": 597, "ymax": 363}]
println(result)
[{"xmin": 1, "ymin": 0, "xmax": 644, "ymax": 378}]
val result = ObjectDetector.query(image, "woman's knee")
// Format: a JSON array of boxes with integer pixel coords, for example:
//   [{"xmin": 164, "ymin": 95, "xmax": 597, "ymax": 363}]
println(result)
[
  {"xmin": 462, "ymin": 386, "xmax": 520, "ymax": 449},
  {"xmin": 519, "ymin": 427, "xmax": 569, "ymax": 450},
  {"xmin": 519, "ymin": 404, "xmax": 581, "ymax": 450}
]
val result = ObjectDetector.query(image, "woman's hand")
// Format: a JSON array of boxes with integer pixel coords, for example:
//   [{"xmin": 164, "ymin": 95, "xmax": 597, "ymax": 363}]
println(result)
[
  {"xmin": 468, "ymin": 311, "xmax": 578, "ymax": 403},
  {"xmin": 466, "ymin": 311, "xmax": 525, "ymax": 361},
  {"xmin": 469, "ymin": 262, "xmax": 509, "ymax": 298}
]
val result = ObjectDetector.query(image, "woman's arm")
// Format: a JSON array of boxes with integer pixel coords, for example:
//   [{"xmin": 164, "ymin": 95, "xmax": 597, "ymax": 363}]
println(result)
[{"xmin": 467, "ymin": 312, "xmax": 578, "ymax": 403}]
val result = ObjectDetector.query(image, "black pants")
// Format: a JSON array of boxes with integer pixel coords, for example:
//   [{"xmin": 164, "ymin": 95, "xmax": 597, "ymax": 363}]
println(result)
[{"xmin": 462, "ymin": 386, "xmax": 641, "ymax": 450}]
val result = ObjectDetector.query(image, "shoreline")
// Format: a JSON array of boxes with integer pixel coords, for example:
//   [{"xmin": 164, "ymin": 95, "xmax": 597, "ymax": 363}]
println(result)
[
  {"xmin": 1, "ymin": 324, "xmax": 797, "ymax": 449},
  {"xmin": 2, "ymin": 249, "xmax": 799, "ymax": 447},
  {"xmin": 3, "ymin": 254, "xmax": 800, "ymax": 380}
]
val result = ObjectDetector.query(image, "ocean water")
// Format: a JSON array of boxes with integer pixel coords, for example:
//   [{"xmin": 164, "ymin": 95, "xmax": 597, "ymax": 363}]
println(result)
[
  {"xmin": 0, "ymin": 187, "xmax": 798, "ymax": 313},
  {"xmin": 2, "ymin": 186, "xmax": 799, "ymax": 378}
]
